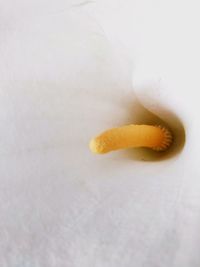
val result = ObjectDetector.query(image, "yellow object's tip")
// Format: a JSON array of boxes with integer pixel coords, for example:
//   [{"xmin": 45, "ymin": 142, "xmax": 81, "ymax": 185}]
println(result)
[
  {"xmin": 153, "ymin": 125, "xmax": 173, "ymax": 151},
  {"xmin": 89, "ymin": 138, "xmax": 106, "ymax": 154}
]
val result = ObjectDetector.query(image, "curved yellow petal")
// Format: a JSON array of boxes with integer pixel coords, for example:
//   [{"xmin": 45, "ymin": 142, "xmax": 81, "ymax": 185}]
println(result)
[{"xmin": 89, "ymin": 125, "xmax": 173, "ymax": 154}]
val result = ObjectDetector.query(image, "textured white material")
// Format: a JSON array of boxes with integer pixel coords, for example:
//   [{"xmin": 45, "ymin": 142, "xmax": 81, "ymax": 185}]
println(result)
[{"xmin": 0, "ymin": 0, "xmax": 199, "ymax": 266}]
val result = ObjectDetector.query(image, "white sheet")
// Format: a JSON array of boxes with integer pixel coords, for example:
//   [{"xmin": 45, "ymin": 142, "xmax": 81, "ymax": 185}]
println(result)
[{"xmin": 0, "ymin": 1, "xmax": 199, "ymax": 266}]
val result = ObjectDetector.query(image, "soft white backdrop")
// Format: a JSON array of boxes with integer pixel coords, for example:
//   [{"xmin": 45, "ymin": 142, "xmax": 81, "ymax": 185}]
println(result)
[{"xmin": 0, "ymin": 0, "xmax": 199, "ymax": 266}]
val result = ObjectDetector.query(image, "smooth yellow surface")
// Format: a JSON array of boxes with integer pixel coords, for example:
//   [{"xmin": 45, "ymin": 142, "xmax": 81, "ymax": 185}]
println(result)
[{"xmin": 89, "ymin": 125, "xmax": 172, "ymax": 154}]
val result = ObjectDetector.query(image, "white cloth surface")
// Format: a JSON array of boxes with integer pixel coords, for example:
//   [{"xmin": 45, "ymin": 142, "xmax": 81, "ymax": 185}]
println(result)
[{"xmin": 0, "ymin": 0, "xmax": 200, "ymax": 266}]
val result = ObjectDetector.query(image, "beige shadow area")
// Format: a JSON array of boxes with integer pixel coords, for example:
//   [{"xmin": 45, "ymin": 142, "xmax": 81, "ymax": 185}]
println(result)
[{"xmin": 118, "ymin": 97, "xmax": 186, "ymax": 162}]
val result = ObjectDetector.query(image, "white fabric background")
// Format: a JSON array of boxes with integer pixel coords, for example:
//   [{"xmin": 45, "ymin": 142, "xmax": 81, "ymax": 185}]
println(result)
[{"xmin": 0, "ymin": 0, "xmax": 200, "ymax": 266}]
